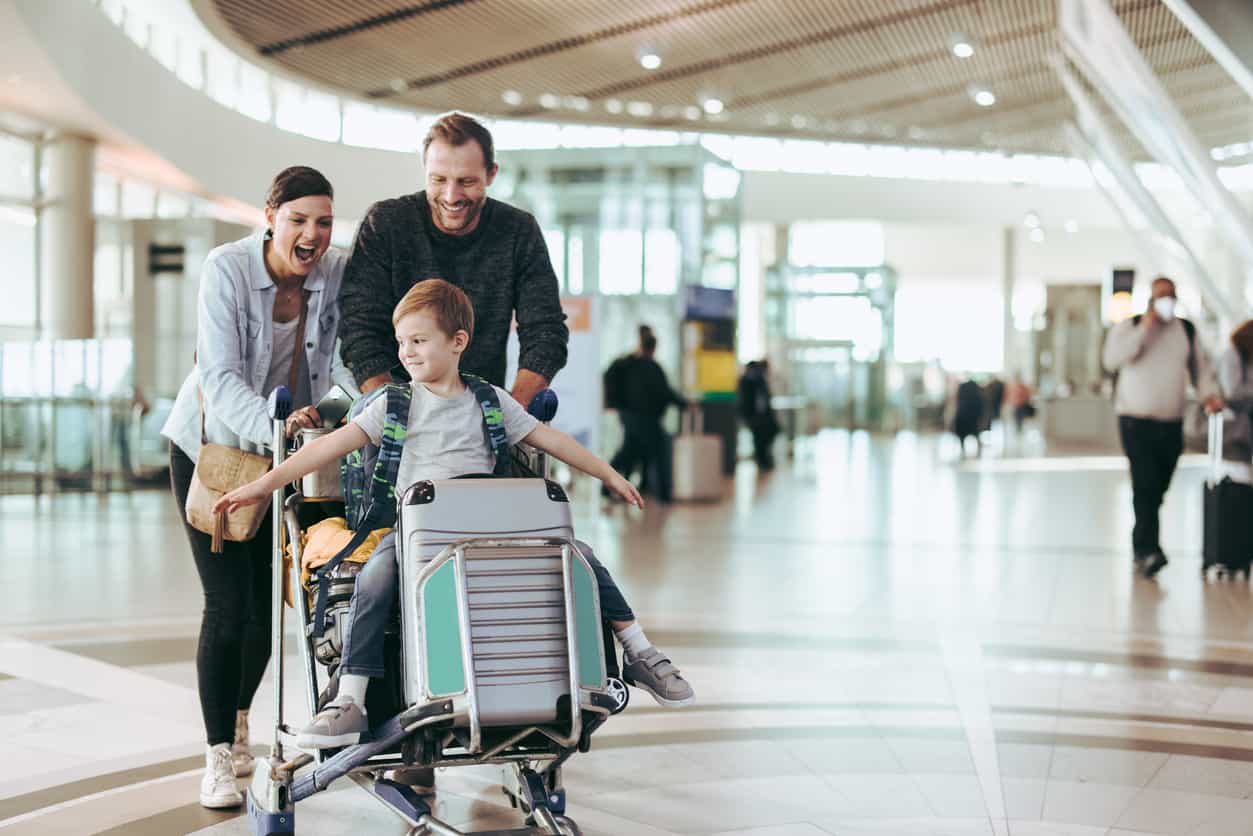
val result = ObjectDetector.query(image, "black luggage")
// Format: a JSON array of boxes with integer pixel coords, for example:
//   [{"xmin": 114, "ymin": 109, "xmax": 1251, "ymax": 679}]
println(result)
[{"xmin": 1202, "ymin": 412, "xmax": 1253, "ymax": 579}]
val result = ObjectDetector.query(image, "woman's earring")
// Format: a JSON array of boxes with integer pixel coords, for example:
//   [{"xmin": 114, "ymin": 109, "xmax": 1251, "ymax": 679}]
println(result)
[{"xmin": 264, "ymin": 228, "xmax": 274, "ymax": 241}]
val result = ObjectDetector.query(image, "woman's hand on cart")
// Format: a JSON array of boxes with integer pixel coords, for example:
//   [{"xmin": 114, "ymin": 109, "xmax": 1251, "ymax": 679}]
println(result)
[{"xmin": 285, "ymin": 406, "xmax": 322, "ymax": 438}]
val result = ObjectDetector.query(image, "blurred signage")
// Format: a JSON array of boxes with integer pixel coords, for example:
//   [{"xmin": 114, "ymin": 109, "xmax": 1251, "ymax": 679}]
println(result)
[
  {"xmin": 1111, "ymin": 268, "xmax": 1134, "ymax": 295},
  {"xmin": 683, "ymin": 286, "xmax": 735, "ymax": 321},
  {"xmin": 147, "ymin": 243, "xmax": 184, "ymax": 275}
]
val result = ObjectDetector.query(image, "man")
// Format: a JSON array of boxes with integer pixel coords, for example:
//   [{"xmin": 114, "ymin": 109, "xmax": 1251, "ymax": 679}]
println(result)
[
  {"xmin": 606, "ymin": 325, "xmax": 685, "ymax": 502},
  {"xmin": 336, "ymin": 111, "xmax": 567, "ymax": 791},
  {"xmin": 338, "ymin": 112, "xmax": 567, "ymax": 407},
  {"xmin": 1103, "ymin": 276, "xmax": 1223, "ymax": 578}
]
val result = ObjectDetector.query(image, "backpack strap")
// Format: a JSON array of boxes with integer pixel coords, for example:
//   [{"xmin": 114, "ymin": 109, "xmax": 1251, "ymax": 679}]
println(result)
[
  {"xmin": 1180, "ymin": 317, "xmax": 1198, "ymax": 387},
  {"xmin": 312, "ymin": 383, "xmax": 411, "ymax": 637},
  {"xmin": 460, "ymin": 372, "xmax": 511, "ymax": 476}
]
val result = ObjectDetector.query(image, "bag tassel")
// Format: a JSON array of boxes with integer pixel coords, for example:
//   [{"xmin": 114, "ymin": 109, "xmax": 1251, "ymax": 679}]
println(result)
[{"xmin": 212, "ymin": 511, "xmax": 225, "ymax": 554}]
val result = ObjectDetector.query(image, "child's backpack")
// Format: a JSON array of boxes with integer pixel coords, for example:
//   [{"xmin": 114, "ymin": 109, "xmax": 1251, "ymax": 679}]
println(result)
[{"xmin": 310, "ymin": 373, "xmax": 510, "ymax": 636}]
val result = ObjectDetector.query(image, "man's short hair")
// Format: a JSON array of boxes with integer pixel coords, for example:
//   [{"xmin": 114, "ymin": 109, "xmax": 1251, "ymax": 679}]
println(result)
[
  {"xmin": 393, "ymin": 278, "xmax": 475, "ymax": 342},
  {"xmin": 423, "ymin": 112, "xmax": 496, "ymax": 171}
]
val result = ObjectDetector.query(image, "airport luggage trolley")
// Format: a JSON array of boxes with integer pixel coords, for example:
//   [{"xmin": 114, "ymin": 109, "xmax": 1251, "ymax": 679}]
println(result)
[{"xmin": 249, "ymin": 387, "xmax": 628, "ymax": 835}]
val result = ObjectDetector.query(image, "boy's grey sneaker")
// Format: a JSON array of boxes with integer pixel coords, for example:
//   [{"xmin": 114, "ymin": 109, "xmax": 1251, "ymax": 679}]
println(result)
[
  {"xmin": 623, "ymin": 647, "xmax": 695, "ymax": 707},
  {"xmin": 296, "ymin": 698, "xmax": 368, "ymax": 749}
]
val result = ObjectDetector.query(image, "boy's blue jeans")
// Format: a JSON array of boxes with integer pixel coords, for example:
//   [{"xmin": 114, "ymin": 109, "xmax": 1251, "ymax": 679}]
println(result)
[{"xmin": 340, "ymin": 532, "xmax": 634, "ymax": 678}]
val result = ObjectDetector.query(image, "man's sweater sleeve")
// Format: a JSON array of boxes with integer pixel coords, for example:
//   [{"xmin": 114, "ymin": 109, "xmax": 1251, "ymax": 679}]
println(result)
[
  {"xmin": 338, "ymin": 205, "xmax": 398, "ymax": 386},
  {"xmin": 513, "ymin": 215, "xmax": 568, "ymax": 381},
  {"xmin": 1103, "ymin": 318, "xmax": 1148, "ymax": 372}
]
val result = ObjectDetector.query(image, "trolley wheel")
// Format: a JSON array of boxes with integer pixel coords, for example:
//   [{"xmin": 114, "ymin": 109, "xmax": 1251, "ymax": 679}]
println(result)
[
  {"xmin": 605, "ymin": 677, "xmax": 630, "ymax": 715},
  {"xmin": 554, "ymin": 815, "xmax": 583, "ymax": 836}
]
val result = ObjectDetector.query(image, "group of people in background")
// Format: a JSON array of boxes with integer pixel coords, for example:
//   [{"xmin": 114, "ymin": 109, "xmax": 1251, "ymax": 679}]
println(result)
[
  {"xmin": 602, "ymin": 325, "xmax": 780, "ymax": 504},
  {"xmin": 948, "ymin": 373, "xmax": 1035, "ymax": 457}
]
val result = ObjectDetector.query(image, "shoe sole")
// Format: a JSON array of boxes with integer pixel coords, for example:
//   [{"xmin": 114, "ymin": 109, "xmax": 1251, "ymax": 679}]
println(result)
[
  {"xmin": 200, "ymin": 791, "xmax": 243, "ymax": 809},
  {"xmin": 624, "ymin": 675, "xmax": 695, "ymax": 708},
  {"xmin": 296, "ymin": 731, "xmax": 362, "ymax": 749}
]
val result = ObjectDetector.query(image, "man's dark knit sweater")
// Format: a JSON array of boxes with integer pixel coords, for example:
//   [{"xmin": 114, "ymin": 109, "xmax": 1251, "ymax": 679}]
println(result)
[{"xmin": 337, "ymin": 192, "xmax": 568, "ymax": 389}]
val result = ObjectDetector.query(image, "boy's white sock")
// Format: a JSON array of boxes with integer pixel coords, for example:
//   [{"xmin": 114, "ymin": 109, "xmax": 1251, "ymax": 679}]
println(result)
[
  {"xmin": 615, "ymin": 623, "xmax": 651, "ymax": 662},
  {"xmin": 332, "ymin": 674, "xmax": 369, "ymax": 711}
]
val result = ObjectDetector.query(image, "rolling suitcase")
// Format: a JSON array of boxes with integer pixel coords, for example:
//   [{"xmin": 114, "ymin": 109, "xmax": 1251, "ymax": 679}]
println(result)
[
  {"xmin": 1202, "ymin": 411, "xmax": 1253, "ymax": 579},
  {"xmin": 672, "ymin": 407, "xmax": 723, "ymax": 502}
]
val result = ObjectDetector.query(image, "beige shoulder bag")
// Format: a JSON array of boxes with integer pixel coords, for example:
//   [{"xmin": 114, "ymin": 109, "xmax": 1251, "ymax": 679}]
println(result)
[{"xmin": 185, "ymin": 291, "xmax": 309, "ymax": 553}]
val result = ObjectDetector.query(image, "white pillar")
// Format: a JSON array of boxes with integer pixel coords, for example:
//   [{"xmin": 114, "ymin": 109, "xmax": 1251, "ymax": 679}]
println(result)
[
  {"xmin": 39, "ymin": 133, "xmax": 95, "ymax": 340},
  {"xmin": 1002, "ymin": 226, "xmax": 1017, "ymax": 375}
]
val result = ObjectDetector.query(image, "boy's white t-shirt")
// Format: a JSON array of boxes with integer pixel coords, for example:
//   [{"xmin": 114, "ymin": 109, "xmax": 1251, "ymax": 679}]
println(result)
[{"xmin": 352, "ymin": 381, "xmax": 539, "ymax": 493}]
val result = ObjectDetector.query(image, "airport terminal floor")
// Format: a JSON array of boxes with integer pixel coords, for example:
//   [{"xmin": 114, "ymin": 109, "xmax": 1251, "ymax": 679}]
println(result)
[{"xmin": 5, "ymin": 429, "xmax": 1253, "ymax": 836}]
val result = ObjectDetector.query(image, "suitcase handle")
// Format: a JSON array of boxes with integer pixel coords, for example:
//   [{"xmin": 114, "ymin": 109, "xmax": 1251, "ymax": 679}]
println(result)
[
  {"xmin": 1209, "ymin": 408, "xmax": 1231, "ymax": 484},
  {"xmin": 683, "ymin": 404, "xmax": 703, "ymax": 436}
]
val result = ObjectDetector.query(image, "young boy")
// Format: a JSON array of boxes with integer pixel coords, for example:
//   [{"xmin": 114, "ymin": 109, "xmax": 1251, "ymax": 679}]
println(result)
[{"xmin": 214, "ymin": 280, "xmax": 694, "ymax": 751}]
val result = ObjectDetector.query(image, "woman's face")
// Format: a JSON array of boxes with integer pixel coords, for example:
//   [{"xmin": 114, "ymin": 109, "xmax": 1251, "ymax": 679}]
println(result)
[{"xmin": 264, "ymin": 194, "xmax": 333, "ymax": 279}]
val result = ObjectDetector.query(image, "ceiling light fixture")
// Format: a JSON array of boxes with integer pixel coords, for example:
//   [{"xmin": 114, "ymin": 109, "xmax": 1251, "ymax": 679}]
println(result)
[
  {"xmin": 637, "ymin": 49, "xmax": 662, "ymax": 70},
  {"xmin": 1029, "ymin": 227, "xmax": 1045, "ymax": 243},
  {"xmin": 605, "ymin": 98, "xmax": 624, "ymax": 114},
  {"xmin": 949, "ymin": 32, "xmax": 976, "ymax": 58},
  {"xmin": 538, "ymin": 93, "xmax": 560, "ymax": 109},
  {"xmin": 701, "ymin": 96, "xmax": 725, "ymax": 115},
  {"xmin": 501, "ymin": 90, "xmax": 523, "ymax": 106},
  {"xmin": 1023, "ymin": 211, "xmax": 1041, "ymax": 228},
  {"xmin": 969, "ymin": 86, "xmax": 996, "ymax": 107}
]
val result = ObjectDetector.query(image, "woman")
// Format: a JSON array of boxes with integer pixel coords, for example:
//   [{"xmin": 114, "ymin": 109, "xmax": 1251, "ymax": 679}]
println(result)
[{"xmin": 162, "ymin": 166, "xmax": 357, "ymax": 809}]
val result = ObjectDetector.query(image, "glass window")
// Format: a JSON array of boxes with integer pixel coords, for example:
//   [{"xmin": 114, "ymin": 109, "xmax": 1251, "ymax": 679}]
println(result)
[
  {"xmin": 542, "ymin": 228, "xmax": 565, "ymax": 291},
  {"xmin": 342, "ymin": 102, "xmax": 420, "ymax": 152},
  {"xmin": 237, "ymin": 63, "xmax": 272, "ymax": 123},
  {"xmin": 204, "ymin": 44, "xmax": 239, "ymax": 109},
  {"xmin": 644, "ymin": 229, "xmax": 679, "ymax": 295},
  {"xmin": 0, "ymin": 206, "xmax": 36, "ymax": 328},
  {"xmin": 789, "ymin": 221, "xmax": 884, "ymax": 268},
  {"xmin": 121, "ymin": 180, "xmax": 156, "ymax": 218},
  {"xmin": 599, "ymin": 229, "xmax": 642, "ymax": 295},
  {"xmin": 0, "ymin": 135, "xmax": 34, "ymax": 199},
  {"xmin": 274, "ymin": 80, "xmax": 340, "ymax": 142},
  {"xmin": 567, "ymin": 231, "xmax": 584, "ymax": 295},
  {"xmin": 93, "ymin": 171, "xmax": 120, "ymax": 216}
]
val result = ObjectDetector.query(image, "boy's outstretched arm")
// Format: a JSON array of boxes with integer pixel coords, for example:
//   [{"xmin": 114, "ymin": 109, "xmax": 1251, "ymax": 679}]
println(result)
[
  {"xmin": 524, "ymin": 424, "xmax": 644, "ymax": 508},
  {"xmin": 212, "ymin": 423, "xmax": 370, "ymax": 514}
]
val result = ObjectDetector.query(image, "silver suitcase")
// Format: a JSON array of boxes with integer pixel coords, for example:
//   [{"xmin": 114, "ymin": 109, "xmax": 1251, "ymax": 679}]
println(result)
[
  {"xmin": 672, "ymin": 409, "xmax": 723, "ymax": 501},
  {"xmin": 397, "ymin": 478, "xmax": 604, "ymax": 727}
]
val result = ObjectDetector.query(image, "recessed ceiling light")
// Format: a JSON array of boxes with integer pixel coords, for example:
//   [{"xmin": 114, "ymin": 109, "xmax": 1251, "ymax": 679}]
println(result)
[
  {"xmin": 389, "ymin": 78, "xmax": 409, "ymax": 92},
  {"xmin": 684, "ymin": 105, "xmax": 701, "ymax": 120},
  {"xmin": 1029, "ymin": 227, "xmax": 1045, "ymax": 243},
  {"xmin": 538, "ymin": 93, "xmax": 561, "ymax": 109},
  {"xmin": 791, "ymin": 114, "xmax": 809, "ymax": 129},
  {"xmin": 638, "ymin": 50, "xmax": 662, "ymax": 70},
  {"xmin": 970, "ymin": 87, "xmax": 996, "ymax": 107},
  {"xmin": 1023, "ymin": 211, "xmax": 1040, "ymax": 228},
  {"xmin": 701, "ymin": 96, "xmax": 724, "ymax": 115},
  {"xmin": 501, "ymin": 90, "xmax": 523, "ymax": 106},
  {"xmin": 627, "ymin": 101, "xmax": 654, "ymax": 117},
  {"xmin": 605, "ymin": 98, "xmax": 623, "ymax": 114},
  {"xmin": 949, "ymin": 32, "xmax": 976, "ymax": 58},
  {"xmin": 563, "ymin": 95, "xmax": 590, "ymax": 112},
  {"xmin": 764, "ymin": 113, "xmax": 780, "ymax": 126}
]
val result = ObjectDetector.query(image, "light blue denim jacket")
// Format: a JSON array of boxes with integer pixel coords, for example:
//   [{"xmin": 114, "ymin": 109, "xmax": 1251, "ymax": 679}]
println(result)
[{"xmin": 162, "ymin": 231, "xmax": 359, "ymax": 462}]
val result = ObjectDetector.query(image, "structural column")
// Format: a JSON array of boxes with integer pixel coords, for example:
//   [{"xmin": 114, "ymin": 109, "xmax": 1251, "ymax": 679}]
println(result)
[{"xmin": 39, "ymin": 133, "xmax": 95, "ymax": 339}]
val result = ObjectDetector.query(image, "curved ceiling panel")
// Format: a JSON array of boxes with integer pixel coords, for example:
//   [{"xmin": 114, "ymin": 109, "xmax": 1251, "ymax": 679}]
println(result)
[{"xmin": 202, "ymin": 0, "xmax": 1253, "ymax": 155}]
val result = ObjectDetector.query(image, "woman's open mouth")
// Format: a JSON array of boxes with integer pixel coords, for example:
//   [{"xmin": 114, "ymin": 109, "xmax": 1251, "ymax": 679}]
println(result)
[{"xmin": 294, "ymin": 244, "xmax": 318, "ymax": 265}]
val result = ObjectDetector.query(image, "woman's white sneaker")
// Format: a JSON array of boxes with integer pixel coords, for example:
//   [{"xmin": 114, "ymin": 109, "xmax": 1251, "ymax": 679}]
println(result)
[
  {"xmin": 200, "ymin": 743, "xmax": 243, "ymax": 809},
  {"xmin": 232, "ymin": 710, "xmax": 255, "ymax": 776}
]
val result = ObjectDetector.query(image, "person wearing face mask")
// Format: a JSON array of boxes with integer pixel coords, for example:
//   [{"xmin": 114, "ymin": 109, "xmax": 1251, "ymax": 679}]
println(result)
[
  {"xmin": 337, "ymin": 111, "xmax": 568, "ymax": 408},
  {"xmin": 1103, "ymin": 276, "xmax": 1224, "ymax": 578},
  {"xmin": 161, "ymin": 166, "xmax": 359, "ymax": 809}
]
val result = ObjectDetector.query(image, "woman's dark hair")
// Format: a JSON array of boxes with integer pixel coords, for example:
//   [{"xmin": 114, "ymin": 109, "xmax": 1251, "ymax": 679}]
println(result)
[
  {"xmin": 264, "ymin": 166, "xmax": 333, "ymax": 211},
  {"xmin": 1232, "ymin": 319, "xmax": 1253, "ymax": 366}
]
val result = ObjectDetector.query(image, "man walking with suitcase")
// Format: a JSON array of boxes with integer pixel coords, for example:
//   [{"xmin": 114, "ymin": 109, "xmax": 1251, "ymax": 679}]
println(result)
[{"xmin": 1103, "ymin": 277, "xmax": 1224, "ymax": 578}]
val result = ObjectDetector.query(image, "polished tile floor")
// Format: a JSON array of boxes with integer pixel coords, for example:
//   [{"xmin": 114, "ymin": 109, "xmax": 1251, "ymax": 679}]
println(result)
[{"xmin": 3, "ymin": 429, "xmax": 1253, "ymax": 835}]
